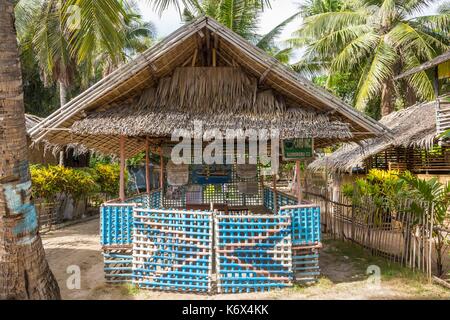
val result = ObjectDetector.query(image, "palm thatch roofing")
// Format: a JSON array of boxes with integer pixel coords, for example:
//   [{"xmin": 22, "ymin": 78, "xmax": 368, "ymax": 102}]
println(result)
[
  {"xmin": 29, "ymin": 17, "xmax": 391, "ymax": 158},
  {"xmin": 309, "ymin": 101, "xmax": 438, "ymax": 172},
  {"xmin": 395, "ymin": 51, "xmax": 450, "ymax": 80}
]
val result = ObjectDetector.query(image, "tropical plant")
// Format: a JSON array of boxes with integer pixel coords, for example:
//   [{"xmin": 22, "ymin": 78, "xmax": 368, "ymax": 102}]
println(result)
[
  {"xmin": 342, "ymin": 169, "xmax": 408, "ymax": 210},
  {"xmin": 399, "ymin": 173, "xmax": 450, "ymax": 276},
  {"xmin": 91, "ymin": 163, "xmax": 125, "ymax": 197},
  {"xmin": 153, "ymin": 0, "xmax": 297, "ymax": 63},
  {"xmin": 291, "ymin": 0, "xmax": 450, "ymax": 116},
  {"xmin": 16, "ymin": 0, "xmax": 155, "ymax": 113}
]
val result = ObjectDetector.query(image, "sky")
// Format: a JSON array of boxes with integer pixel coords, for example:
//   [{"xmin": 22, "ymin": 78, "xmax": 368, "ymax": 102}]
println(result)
[
  {"xmin": 139, "ymin": 0, "xmax": 447, "ymax": 36},
  {"xmin": 138, "ymin": 0, "xmax": 447, "ymax": 61}
]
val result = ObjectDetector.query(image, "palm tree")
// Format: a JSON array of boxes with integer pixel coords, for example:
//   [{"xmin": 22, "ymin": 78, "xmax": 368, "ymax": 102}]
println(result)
[
  {"xmin": 17, "ymin": 0, "xmax": 153, "ymax": 106},
  {"xmin": 291, "ymin": 0, "xmax": 450, "ymax": 116},
  {"xmin": 0, "ymin": 0, "xmax": 153, "ymax": 299},
  {"xmin": 181, "ymin": 0, "xmax": 299, "ymax": 63},
  {"xmin": 0, "ymin": 0, "xmax": 60, "ymax": 299}
]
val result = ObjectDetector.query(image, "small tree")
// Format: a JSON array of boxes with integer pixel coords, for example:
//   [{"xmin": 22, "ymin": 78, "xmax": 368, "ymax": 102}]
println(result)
[{"xmin": 400, "ymin": 174, "xmax": 450, "ymax": 276}]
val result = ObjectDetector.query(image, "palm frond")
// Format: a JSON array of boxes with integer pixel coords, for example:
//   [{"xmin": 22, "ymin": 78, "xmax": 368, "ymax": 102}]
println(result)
[
  {"xmin": 354, "ymin": 37, "xmax": 397, "ymax": 110},
  {"xmin": 256, "ymin": 11, "xmax": 301, "ymax": 50}
]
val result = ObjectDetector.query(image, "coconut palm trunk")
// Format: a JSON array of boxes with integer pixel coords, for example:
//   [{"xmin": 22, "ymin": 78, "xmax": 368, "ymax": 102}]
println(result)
[
  {"xmin": 0, "ymin": 0, "xmax": 60, "ymax": 299},
  {"xmin": 380, "ymin": 79, "xmax": 394, "ymax": 117}
]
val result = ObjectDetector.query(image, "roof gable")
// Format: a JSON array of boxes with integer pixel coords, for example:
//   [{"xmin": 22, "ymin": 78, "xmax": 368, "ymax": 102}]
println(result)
[{"xmin": 29, "ymin": 17, "xmax": 391, "ymax": 157}]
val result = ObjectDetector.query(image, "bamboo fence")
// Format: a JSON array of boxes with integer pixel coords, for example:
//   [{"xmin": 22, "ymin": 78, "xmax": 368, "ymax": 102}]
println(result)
[{"xmin": 304, "ymin": 185, "xmax": 439, "ymax": 279}]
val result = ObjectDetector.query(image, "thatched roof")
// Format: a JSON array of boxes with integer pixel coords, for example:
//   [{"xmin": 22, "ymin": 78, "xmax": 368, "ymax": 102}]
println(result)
[
  {"xmin": 309, "ymin": 101, "xmax": 438, "ymax": 172},
  {"xmin": 29, "ymin": 17, "xmax": 391, "ymax": 158},
  {"xmin": 395, "ymin": 51, "xmax": 450, "ymax": 80},
  {"xmin": 71, "ymin": 67, "xmax": 353, "ymax": 140}
]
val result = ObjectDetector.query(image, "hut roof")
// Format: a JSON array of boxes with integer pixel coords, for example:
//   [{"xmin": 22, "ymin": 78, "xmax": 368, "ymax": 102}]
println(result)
[
  {"xmin": 395, "ymin": 51, "xmax": 450, "ymax": 80},
  {"xmin": 25, "ymin": 114, "xmax": 43, "ymax": 132},
  {"xmin": 308, "ymin": 101, "xmax": 438, "ymax": 172},
  {"xmin": 29, "ymin": 17, "xmax": 391, "ymax": 158}
]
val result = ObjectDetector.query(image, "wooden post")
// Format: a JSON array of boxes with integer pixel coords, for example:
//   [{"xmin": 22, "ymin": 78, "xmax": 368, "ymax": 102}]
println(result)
[
  {"xmin": 296, "ymin": 160, "xmax": 302, "ymax": 204},
  {"xmin": 159, "ymin": 147, "xmax": 164, "ymax": 190},
  {"xmin": 273, "ymin": 174, "xmax": 278, "ymax": 214},
  {"xmin": 145, "ymin": 137, "xmax": 151, "ymax": 194},
  {"xmin": 119, "ymin": 135, "xmax": 126, "ymax": 202},
  {"xmin": 433, "ymin": 66, "xmax": 440, "ymax": 97}
]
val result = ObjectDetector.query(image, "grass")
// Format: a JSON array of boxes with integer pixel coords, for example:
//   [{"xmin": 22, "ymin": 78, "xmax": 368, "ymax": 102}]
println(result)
[
  {"xmin": 322, "ymin": 238, "xmax": 426, "ymax": 282},
  {"xmin": 120, "ymin": 283, "xmax": 141, "ymax": 296}
]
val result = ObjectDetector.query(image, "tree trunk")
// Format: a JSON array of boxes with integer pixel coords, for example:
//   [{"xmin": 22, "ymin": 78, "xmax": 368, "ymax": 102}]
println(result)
[
  {"xmin": 405, "ymin": 83, "xmax": 417, "ymax": 107},
  {"xmin": 58, "ymin": 81, "xmax": 67, "ymax": 166},
  {"xmin": 0, "ymin": 0, "xmax": 60, "ymax": 299},
  {"xmin": 381, "ymin": 79, "xmax": 394, "ymax": 116}
]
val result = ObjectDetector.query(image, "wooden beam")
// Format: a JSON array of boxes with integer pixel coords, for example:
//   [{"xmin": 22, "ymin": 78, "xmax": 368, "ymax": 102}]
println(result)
[
  {"xmin": 296, "ymin": 160, "xmax": 302, "ymax": 204},
  {"xmin": 159, "ymin": 147, "xmax": 164, "ymax": 190},
  {"xmin": 206, "ymin": 28, "xmax": 212, "ymax": 66},
  {"xmin": 145, "ymin": 137, "xmax": 151, "ymax": 194},
  {"xmin": 434, "ymin": 66, "xmax": 440, "ymax": 97},
  {"xmin": 212, "ymin": 48, "xmax": 217, "ymax": 67},
  {"xmin": 273, "ymin": 174, "xmax": 278, "ymax": 214},
  {"xmin": 119, "ymin": 135, "xmax": 126, "ymax": 202},
  {"xmin": 191, "ymin": 49, "xmax": 198, "ymax": 67}
]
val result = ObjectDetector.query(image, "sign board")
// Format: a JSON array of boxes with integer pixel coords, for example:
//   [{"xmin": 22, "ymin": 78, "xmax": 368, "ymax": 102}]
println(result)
[{"xmin": 282, "ymin": 138, "xmax": 314, "ymax": 160}]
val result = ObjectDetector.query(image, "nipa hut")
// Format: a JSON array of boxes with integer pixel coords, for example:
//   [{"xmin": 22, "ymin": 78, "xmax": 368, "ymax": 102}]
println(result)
[
  {"xmin": 309, "ymin": 100, "xmax": 450, "ymax": 176},
  {"xmin": 29, "ymin": 17, "xmax": 391, "ymax": 205},
  {"xmin": 27, "ymin": 17, "xmax": 398, "ymax": 292}
]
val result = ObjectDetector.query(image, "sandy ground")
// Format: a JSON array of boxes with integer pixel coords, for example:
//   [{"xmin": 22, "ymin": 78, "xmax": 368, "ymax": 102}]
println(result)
[{"xmin": 41, "ymin": 217, "xmax": 449, "ymax": 300}]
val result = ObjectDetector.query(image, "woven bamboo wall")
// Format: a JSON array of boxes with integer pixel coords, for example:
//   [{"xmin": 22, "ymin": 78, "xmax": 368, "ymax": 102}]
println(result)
[{"xmin": 364, "ymin": 146, "xmax": 450, "ymax": 173}]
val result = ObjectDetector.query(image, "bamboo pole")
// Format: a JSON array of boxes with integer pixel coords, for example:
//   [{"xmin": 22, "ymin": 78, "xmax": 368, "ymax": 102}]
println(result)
[
  {"xmin": 145, "ymin": 137, "xmax": 151, "ymax": 194},
  {"xmin": 273, "ymin": 174, "xmax": 278, "ymax": 214},
  {"xmin": 159, "ymin": 147, "xmax": 164, "ymax": 190},
  {"xmin": 119, "ymin": 135, "xmax": 126, "ymax": 202},
  {"xmin": 296, "ymin": 160, "xmax": 302, "ymax": 204}
]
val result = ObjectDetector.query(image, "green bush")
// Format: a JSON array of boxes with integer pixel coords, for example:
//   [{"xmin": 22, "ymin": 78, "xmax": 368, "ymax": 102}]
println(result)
[
  {"xmin": 342, "ymin": 169, "xmax": 409, "ymax": 209},
  {"xmin": 30, "ymin": 164, "xmax": 125, "ymax": 202},
  {"xmin": 92, "ymin": 163, "xmax": 126, "ymax": 197}
]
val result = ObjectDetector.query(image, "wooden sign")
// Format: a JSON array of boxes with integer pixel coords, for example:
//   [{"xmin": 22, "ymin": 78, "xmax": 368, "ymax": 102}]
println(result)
[{"xmin": 282, "ymin": 138, "xmax": 314, "ymax": 160}]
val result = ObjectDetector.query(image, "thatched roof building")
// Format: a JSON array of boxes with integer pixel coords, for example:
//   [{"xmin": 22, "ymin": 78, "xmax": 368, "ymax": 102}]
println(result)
[
  {"xmin": 29, "ymin": 17, "xmax": 391, "ymax": 158},
  {"xmin": 309, "ymin": 101, "xmax": 443, "ymax": 172}
]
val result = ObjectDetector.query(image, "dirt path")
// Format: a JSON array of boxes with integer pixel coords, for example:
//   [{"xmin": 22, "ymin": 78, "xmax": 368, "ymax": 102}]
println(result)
[{"xmin": 41, "ymin": 218, "xmax": 449, "ymax": 300}]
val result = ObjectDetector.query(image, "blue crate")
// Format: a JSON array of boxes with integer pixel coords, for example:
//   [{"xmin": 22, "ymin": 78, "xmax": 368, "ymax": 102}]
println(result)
[
  {"xmin": 103, "ymin": 248, "xmax": 133, "ymax": 283},
  {"xmin": 132, "ymin": 208, "xmax": 213, "ymax": 293},
  {"xmin": 215, "ymin": 214, "xmax": 293, "ymax": 293},
  {"xmin": 292, "ymin": 247, "xmax": 320, "ymax": 282},
  {"xmin": 149, "ymin": 190, "xmax": 161, "ymax": 208},
  {"xmin": 263, "ymin": 187, "xmax": 297, "ymax": 213},
  {"xmin": 100, "ymin": 205, "xmax": 134, "ymax": 246},
  {"xmin": 280, "ymin": 206, "xmax": 321, "ymax": 246}
]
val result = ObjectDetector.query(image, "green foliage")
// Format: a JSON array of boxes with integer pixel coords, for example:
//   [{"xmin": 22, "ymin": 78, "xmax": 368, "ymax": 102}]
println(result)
[
  {"xmin": 92, "ymin": 163, "xmax": 125, "ymax": 197},
  {"xmin": 291, "ymin": 0, "xmax": 450, "ymax": 115},
  {"xmin": 342, "ymin": 169, "xmax": 408, "ymax": 211},
  {"xmin": 127, "ymin": 152, "xmax": 146, "ymax": 167},
  {"xmin": 30, "ymin": 165, "xmax": 98, "ymax": 201},
  {"xmin": 30, "ymin": 163, "xmax": 125, "ymax": 202},
  {"xmin": 399, "ymin": 173, "xmax": 450, "ymax": 226},
  {"xmin": 182, "ymin": 0, "xmax": 297, "ymax": 63},
  {"xmin": 15, "ymin": 0, "xmax": 155, "ymax": 116}
]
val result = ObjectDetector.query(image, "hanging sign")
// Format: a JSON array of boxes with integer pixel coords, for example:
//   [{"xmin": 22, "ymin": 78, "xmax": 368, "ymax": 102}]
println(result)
[{"xmin": 282, "ymin": 138, "xmax": 314, "ymax": 160}]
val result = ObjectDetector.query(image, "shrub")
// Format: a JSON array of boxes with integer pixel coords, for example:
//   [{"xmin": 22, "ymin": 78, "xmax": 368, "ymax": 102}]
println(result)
[
  {"xmin": 30, "ymin": 165, "xmax": 98, "ymax": 202},
  {"xmin": 30, "ymin": 163, "xmax": 124, "ymax": 202},
  {"xmin": 92, "ymin": 163, "xmax": 126, "ymax": 197}
]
